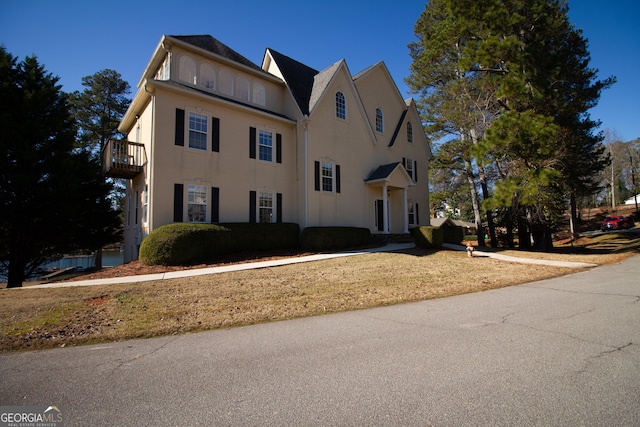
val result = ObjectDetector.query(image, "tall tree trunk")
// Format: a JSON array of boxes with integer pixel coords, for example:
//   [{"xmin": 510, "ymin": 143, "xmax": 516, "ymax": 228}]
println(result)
[
  {"xmin": 463, "ymin": 158, "xmax": 484, "ymax": 246},
  {"xmin": 470, "ymin": 129, "xmax": 497, "ymax": 247},
  {"xmin": 95, "ymin": 247, "xmax": 103, "ymax": 270},
  {"xmin": 518, "ymin": 210, "xmax": 531, "ymax": 250},
  {"xmin": 504, "ymin": 207, "xmax": 515, "ymax": 248},
  {"xmin": 7, "ymin": 229, "xmax": 25, "ymax": 288},
  {"xmin": 569, "ymin": 192, "xmax": 579, "ymax": 241}
]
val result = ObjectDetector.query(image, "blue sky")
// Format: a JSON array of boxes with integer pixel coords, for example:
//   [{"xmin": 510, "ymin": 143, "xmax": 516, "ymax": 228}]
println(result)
[{"xmin": 1, "ymin": 0, "xmax": 638, "ymax": 141}]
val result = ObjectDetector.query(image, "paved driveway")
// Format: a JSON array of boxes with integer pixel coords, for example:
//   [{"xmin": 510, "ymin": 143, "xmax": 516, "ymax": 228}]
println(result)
[{"xmin": 1, "ymin": 255, "xmax": 639, "ymax": 426}]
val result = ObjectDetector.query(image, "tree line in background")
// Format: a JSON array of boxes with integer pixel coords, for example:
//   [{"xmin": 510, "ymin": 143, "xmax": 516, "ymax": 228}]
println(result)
[
  {"xmin": 408, "ymin": 0, "xmax": 618, "ymax": 249},
  {"xmin": 597, "ymin": 133, "xmax": 640, "ymax": 209},
  {"xmin": 0, "ymin": 46, "xmax": 130, "ymax": 288}
]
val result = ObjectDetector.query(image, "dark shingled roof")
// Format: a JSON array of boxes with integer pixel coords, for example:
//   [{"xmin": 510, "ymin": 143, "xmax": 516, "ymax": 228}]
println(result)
[
  {"xmin": 267, "ymin": 49, "xmax": 319, "ymax": 115},
  {"xmin": 365, "ymin": 162, "xmax": 402, "ymax": 181},
  {"xmin": 388, "ymin": 109, "xmax": 408, "ymax": 147},
  {"xmin": 171, "ymin": 35, "xmax": 263, "ymax": 72}
]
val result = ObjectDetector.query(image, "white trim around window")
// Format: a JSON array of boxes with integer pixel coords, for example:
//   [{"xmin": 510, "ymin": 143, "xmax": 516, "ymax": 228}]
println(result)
[
  {"xmin": 187, "ymin": 111, "xmax": 209, "ymax": 151},
  {"xmin": 187, "ymin": 184, "xmax": 208, "ymax": 223}
]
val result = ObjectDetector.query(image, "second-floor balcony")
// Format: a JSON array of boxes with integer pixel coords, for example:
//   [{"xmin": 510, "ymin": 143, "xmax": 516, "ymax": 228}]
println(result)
[{"xmin": 102, "ymin": 139, "xmax": 146, "ymax": 179}]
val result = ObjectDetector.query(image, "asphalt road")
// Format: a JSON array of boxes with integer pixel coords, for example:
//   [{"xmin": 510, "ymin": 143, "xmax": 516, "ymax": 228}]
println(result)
[{"xmin": 1, "ymin": 255, "xmax": 639, "ymax": 426}]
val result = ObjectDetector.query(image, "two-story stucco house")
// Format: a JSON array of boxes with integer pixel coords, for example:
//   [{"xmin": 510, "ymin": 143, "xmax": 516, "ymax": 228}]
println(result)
[{"xmin": 105, "ymin": 35, "xmax": 432, "ymax": 262}]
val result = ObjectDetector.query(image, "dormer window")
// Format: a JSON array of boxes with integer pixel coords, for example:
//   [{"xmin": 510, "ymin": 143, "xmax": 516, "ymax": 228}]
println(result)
[
  {"xmin": 336, "ymin": 92, "xmax": 346, "ymax": 119},
  {"xmin": 178, "ymin": 56, "xmax": 196, "ymax": 85},
  {"xmin": 219, "ymin": 69, "xmax": 233, "ymax": 96},
  {"xmin": 199, "ymin": 63, "xmax": 215, "ymax": 90},
  {"xmin": 155, "ymin": 55, "xmax": 170, "ymax": 80},
  {"xmin": 253, "ymin": 82, "xmax": 266, "ymax": 106},
  {"xmin": 236, "ymin": 76, "xmax": 250, "ymax": 102},
  {"xmin": 376, "ymin": 108, "xmax": 384, "ymax": 133}
]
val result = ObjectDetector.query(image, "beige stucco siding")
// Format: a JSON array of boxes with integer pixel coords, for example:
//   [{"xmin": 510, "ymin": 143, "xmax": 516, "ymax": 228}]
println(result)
[
  {"xmin": 148, "ymin": 85, "xmax": 297, "ymax": 230},
  {"xmin": 117, "ymin": 35, "xmax": 432, "ymax": 261}
]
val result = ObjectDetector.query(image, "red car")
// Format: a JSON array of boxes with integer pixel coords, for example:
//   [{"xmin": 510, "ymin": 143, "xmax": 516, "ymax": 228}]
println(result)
[{"xmin": 601, "ymin": 215, "xmax": 634, "ymax": 231}]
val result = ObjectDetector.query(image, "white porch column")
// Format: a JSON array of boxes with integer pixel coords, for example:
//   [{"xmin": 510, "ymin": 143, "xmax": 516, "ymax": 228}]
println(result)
[
  {"xmin": 382, "ymin": 183, "xmax": 389, "ymax": 234},
  {"xmin": 402, "ymin": 187, "xmax": 409, "ymax": 233}
]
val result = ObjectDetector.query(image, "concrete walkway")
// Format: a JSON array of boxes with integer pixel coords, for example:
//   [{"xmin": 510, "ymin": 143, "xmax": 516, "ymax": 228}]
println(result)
[
  {"xmin": 17, "ymin": 242, "xmax": 596, "ymax": 290},
  {"xmin": 443, "ymin": 243, "xmax": 598, "ymax": 268}
]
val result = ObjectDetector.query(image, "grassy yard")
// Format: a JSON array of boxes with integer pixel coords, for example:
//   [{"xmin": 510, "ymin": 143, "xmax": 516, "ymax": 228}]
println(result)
[{"xmin": 1, "ymin": 233, "xmax": 638, "ymax": 353}]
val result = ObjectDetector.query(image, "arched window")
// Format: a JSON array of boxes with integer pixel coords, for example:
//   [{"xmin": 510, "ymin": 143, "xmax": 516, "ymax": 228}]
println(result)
[
  {"xmin": 199, "ymin": 63, "xmax": 215, "ymax": 90},
  {"xmin": 236, "ymin": 76, "xmax": 250, "ymax": 102},
  {"xmin": 253, "ymin": 82, "xmax": 266, "ymax": 106},
  {"xmin": 336, "ymin": 92, "xmax": 346, "ymax": 119},
  {"xmin": 376, "ymin": 108, "xmax": 384, "ymax": 133},
  {"xmin": 178, "ymin": 55, "xmax": 196, "ymax": 85},
  {"xmin": 218, "ymin": 69, "xmax": 233, "ymax": 96},
  {"xmin": 407, "ymin": 122, "xmax": 413, "ymax": 143}
]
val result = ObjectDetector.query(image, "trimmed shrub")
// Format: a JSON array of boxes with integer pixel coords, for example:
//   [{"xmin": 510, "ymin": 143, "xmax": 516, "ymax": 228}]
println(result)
[
  {"xmin": 413, "ymin": 226, "xmax": 444, "ymax": 249},
  {"xmin": 139, "ymin": 222, "xmax": 301, "ymax": 266},
  {"xmin": 219, "ymin": 222, "xmax": 300, "ymax": 251},
  {"xmin": 441, "ymin": 225, "xmax": 464, "ymax": 244},
  {"xmin": 139, "ymin": 223, "xmax": 233, "ymax": 266},
  {"xmin": 301, "ymin": 227, "xmax": 371, "ymax": 251}
]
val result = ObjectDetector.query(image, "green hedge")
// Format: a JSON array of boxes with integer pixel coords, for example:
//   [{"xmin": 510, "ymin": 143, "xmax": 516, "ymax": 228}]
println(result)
[
  {"xmin": 139, "ymin": 223, "xmax": 233, "ymax": 266},
  {"xmin": 139, "ymin": 222, "xmax": 300, "ymax": 266},
  {"xmin": 413, "ymin": 226, "xmax": 444, "ymax": 249},
  {"xmin": 300, "ymin": 227, "xmax": 371, "ymax": 251},
  {"xmin": 441, "ymin": 225, "xmax": 464, "ymax": 244},
  {"xmin": 220, "ymin": 222, "xmax": 300, "ymax": 251}
]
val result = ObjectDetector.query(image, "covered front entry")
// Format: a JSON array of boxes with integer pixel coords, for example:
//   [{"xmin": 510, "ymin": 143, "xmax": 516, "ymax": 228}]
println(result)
[{"xmin": 366, "ymin": 162, "xmax": 415, "ymax": 234}]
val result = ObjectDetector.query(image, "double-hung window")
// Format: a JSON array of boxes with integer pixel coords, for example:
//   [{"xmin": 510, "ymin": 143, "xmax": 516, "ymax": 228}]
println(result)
[
  {"xmin": 188, "ymin": 112, "xmax": 208, "ymax": 150},
  {"xmin": 142, "ymin": 184, "xmax": 148, "ymax": 224},
  {"xmin": 405, "ymin": 157, "xmax": 414, "ymax": 180},
  {"xmin": 259, "ymin": 192, "xmax": 274, "ymax": 223},
  {"xmin": 259, "ymin": 130, "xmax": 273, "ymax": 162},
  {"xmin": 187, "ymin": 185, "xmax": 207, "ymax": 223},
  {"xmin": 322, "ymin": 162, "xmax": 334, "ymax": 192},
  {"xmin": 408, "ymin": 202, "xmax": 416, "ymax": 225}
]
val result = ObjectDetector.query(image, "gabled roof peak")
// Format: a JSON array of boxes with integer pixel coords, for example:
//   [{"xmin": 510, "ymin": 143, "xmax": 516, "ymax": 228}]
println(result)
[{"xmin": 264, "ymin": 48, "xmax": 320, "ymax": 115}]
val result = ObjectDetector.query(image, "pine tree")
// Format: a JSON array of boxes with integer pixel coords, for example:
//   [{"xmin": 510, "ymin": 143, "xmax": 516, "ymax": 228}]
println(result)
[
  {"xmin": 408, "ymin": 0, "xmax": 614, "ymax": 249},
  {"xmin": 0, "ymin": 47, "xmax": 121, "ymax": 287}
]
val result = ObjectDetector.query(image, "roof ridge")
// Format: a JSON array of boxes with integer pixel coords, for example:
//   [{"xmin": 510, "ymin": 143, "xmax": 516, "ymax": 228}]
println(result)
[{"xmin": 170, "ymin": 35, "xmax": 262, "ymax": 71}]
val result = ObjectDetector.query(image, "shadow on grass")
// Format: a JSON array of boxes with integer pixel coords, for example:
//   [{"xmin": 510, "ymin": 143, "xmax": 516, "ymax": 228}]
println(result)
[{"xmin": 394, "ymin": 229, "xmax": 640, "ymax": 259}]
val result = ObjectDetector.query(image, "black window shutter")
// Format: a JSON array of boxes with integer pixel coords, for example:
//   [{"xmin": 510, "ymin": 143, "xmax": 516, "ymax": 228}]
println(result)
[
  {"xmin": 249, "ymin": 127, "xmax": 256, "ymax": 159},
  {"xmin": 415, "ymin": 203, "xmax": 419, "ymax": 225},
  {"xmin": 277, "ymin": 193, "xmax": 283, "ymax": 223},
  {"xmin": 211, "ymin": 187, "xmax": 219, "ymax": 223},
  {"xmin": 175, "ymin": 109, "xmax": 185, "ymax": 146},
  {"xmin": 314, "ymin": 161, "xmax": 320, "ymax": 191},
  {"xmin": 276, "ymin": 133, "xmax": 282, "ymax": 163},
  {"xmin": 336, "ymin": 164, "xmax": 341, "ymax": 193},
  {"xmin": 402, "ymin": 157, "xmax": 406, "ymax": 169},
  {"xmin": 414, "ymin": 160, "xmax": 418, "ymax": 182},
  {"xmin": 212, "ymin": 117, "xmax": 220, "ymax": 152},
  {"xmin": 249, "ymin": 191, "xmax": 256, "ymax": 223},
  {"xmin": 173, "ymin": 184, "xmax": 183, "ymax": 222}
]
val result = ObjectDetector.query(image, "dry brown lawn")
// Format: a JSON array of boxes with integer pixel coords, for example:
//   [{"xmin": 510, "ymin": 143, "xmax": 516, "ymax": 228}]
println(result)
[{"xmin": 2, "ymin": 241, "xmax": 636, "ymax": 354}]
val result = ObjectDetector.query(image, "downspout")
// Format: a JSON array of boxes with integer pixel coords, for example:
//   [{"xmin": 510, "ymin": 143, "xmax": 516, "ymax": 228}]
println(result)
[
  {"xmin": 301, "ymin": 115, "xmax": 310, "ymax": 228},
  {"xmin": 144, "ymin": 82, "xmax": 155, "ymax": 234}
]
